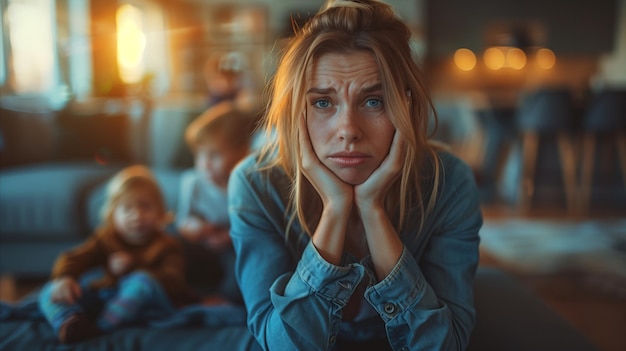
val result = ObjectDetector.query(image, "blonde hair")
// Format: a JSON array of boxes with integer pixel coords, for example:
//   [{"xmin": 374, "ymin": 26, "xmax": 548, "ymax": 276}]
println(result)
[
  {"xmin": 259, "ymin": 0, "xmax": 441, "ymax": 237},
  {"xmin": 100, "ymin": 165, "xmax": 170, "ymax": 228},
  {"xmin": 185, "ymin": 101, "xmax": 257, "ymax": 153}
]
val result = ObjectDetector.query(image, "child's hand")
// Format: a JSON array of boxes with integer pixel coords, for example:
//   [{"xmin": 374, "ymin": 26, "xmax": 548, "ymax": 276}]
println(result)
[
  {"xmin": 179, "ymin": 217, "xmax": 206, "ymax": 243},
  {"xmin": 109, "ymin": 251, "xmax": 133, "ymax": 276},
  {"xmin": 203, "ymin": 225, "xmax": 232, "ymax": 251},
  {"xmin": 50, "ymin": 277, "xmax": 82, "ymax": 304}
]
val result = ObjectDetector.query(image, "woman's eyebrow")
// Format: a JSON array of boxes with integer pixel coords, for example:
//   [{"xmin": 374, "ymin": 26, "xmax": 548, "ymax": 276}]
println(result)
[
  {"xmin": 362, "ymin": 83, "xmax": 382, "ymax": 94},
  {"xmin": 306, "ymin": 83, "xmax": 382, "ymax": 95},
  {"xmin": 306, "ymin": 87, "xmax": 335, "ymax": 94}
]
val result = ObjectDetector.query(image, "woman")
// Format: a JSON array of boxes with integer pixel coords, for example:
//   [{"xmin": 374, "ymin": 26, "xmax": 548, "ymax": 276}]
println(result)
[{"xmin": 228, "ymin": 1, "xmax": 482, "ymax": 350}]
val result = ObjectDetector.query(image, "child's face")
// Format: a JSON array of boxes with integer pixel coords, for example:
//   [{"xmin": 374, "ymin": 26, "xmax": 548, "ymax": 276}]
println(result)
[
  {"xmin": 112, "ymin": 186, "xmax": 164, "ymax": 246},
  {"xmin": 195, "ymin": 134, "xmax": 248, "ymax": 189}
]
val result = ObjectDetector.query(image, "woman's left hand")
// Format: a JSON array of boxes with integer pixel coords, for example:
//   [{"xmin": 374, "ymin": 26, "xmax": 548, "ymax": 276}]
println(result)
[{"xmin": 354, "ymin": 130, "xmax": 404, "ymax": 212}]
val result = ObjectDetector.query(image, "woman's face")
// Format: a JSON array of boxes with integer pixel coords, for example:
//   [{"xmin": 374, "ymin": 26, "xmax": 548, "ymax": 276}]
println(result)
[{"xmin": 305, "ymin": 51, "xmax": 396, "ymax": 185}]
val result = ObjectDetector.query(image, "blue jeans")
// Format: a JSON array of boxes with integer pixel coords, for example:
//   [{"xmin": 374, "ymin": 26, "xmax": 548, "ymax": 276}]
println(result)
[{"xmin": 39, "ymin": 270, "xmax": 176, "ymax": 333}]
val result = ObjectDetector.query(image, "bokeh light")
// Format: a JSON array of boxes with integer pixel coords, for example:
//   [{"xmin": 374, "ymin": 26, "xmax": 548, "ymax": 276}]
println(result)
[
  {"xmin": 117, "ymin": 4, "xmax": 146, "ymax": 84},
  {"xmin": 506, "ymin": 48, "xmax": 527, "ymax": 70},
  {"xmin": 454, "ymin": 48, "xmax": 477, "ymax": 71},
  {"xmin": 484, "ymin": 47, "xmax": 505, "ymax": 70},
  {"xmin": 536, "ymin": 48, "xmax": 556, "ymax": 69}
]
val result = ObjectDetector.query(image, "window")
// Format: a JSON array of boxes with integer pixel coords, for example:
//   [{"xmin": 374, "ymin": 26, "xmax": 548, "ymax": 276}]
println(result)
[{"xmin": 4, "ymin": 0, "xmax": 57, "ymax": 95}]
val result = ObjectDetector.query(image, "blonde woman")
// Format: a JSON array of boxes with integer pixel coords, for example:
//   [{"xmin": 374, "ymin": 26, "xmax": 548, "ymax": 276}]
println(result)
[{"xmin": 228, "ymin": 1, "xmax": 482, "ymax": 350}]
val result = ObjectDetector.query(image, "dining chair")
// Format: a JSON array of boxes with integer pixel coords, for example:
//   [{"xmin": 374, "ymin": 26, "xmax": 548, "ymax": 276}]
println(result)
[
  {"xmin": 579, "ymin": 88, "xmax": 626, "ymax": 212},
  {"xmin": 516, "ymin": 87, "xmax": 578, "ymax": 212}
]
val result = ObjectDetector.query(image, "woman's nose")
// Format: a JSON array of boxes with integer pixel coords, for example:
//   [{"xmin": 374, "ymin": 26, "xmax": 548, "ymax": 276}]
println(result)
[{"xmin": 337, "ymin": 107, "xmax": 361, "ymax": 142}]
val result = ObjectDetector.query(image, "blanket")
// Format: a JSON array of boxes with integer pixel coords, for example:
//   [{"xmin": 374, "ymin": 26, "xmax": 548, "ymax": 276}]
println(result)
[{"xmin": 0, "ymin": 298, "xmax": 259, "ymax": 351}]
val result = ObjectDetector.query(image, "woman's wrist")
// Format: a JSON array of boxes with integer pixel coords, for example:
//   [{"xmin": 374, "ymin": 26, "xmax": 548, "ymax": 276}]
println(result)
[{"xmin": 354, "ymin": 198, "xmax": 385, "ymax": 218}]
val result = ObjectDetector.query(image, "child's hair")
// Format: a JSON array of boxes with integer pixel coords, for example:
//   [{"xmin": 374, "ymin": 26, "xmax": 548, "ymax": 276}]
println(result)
[
  {"xmin": 100, "ymin": 165, "xmax": 169, "ymax": 225},
  {"xmin": 184, "ymin": 101, "xmax": 257, "ymax": 153}
]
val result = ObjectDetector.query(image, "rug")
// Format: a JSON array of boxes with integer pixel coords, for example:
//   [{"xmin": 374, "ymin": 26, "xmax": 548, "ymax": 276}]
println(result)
[{"xmin": 479, "ymin": 218, "xmax": 626, "ymax": 278}]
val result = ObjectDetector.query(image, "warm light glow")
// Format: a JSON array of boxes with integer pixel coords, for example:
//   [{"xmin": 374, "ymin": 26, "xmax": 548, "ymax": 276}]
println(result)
[
  {"xmin": 117, "ymin": 4, "xmax": 146, "ymax": 84},
  {"xmin": 454, "ymin": 48, "xmax": 477, "ymax": 71},
  {"xmin": 484, "ymin": 47, "xmax": 505, "ymax": 70},
  {"xmin": 506, "ymin": 48, "xmax": 527, "ymax": 70},
  {"xmin": 536, "ymin": 48, "xmax": 556, "ymax": 69}
]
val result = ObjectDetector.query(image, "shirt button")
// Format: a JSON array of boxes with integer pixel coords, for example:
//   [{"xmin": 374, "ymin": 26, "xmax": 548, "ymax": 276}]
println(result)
[
  {"xmin": 383, "ymin": 303, "xmax": 396, "ymax": 315},
  {"xmin": 329, "ymin": 335, "xmax": 337, "ymax": 344}
]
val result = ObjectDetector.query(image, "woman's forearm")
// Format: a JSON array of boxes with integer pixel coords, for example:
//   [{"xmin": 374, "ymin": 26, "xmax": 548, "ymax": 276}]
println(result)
[
  {"xmin": 311, "ymin": 203, "xmax": 351, "ymax": 265},
  {"xmin": 360, "ymin": 205, "xmax": 403, "ymax": 280}
]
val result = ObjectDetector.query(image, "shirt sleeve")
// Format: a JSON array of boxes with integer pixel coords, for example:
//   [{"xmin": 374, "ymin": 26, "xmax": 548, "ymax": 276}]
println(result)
[
  {"xmin": 176, "ymin": 169, "xmax": 195, "ymax": 228},
  {"xmin": 228, "ymin": 161, "xmax": 365, "ymax": 351},
  {"xmin": 51, "ymin": 235, "xmax": 107, "ymax": 280},
  {"xmin": 364, "ymin": 154, "xmax": 482, "ymax": 351}
]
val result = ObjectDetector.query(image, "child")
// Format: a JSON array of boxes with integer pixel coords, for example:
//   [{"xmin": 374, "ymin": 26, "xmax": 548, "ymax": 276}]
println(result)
[
  {"xmin": 38, "ymin": 165, "xmax": 189, "ymax": 344},
  {"xmin": 177, "ymin": 101, "xmax": 257, "ymax": 304}
]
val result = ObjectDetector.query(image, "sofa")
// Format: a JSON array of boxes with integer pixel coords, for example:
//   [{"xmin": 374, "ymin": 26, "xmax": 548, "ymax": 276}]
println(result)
[{"xmin": 0, "ymin": 162, "xmax": 184, "ymax": 278}]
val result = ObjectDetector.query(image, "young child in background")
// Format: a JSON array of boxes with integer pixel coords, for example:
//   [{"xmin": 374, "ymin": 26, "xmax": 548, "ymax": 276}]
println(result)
[
  {"xmin": 38, "ymin": 165, "xmax": 189, "ymax": 344},
  {"xmin": 177, "ymin": 101, "xmax": 257, "ymax": 305}
]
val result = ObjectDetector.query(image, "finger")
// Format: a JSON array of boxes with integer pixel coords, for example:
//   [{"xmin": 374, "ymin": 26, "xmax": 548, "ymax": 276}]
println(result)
[
  {"xmin": 298, "ymin": 114, "xmax": 314, "ymax": 168},
  {"xmin": 388, "ymin": 130, "xmax": 404, "ymax": 164},
  {"xmin": 379, "ymin": 130, "xmax": 405, "ymax": 177}
]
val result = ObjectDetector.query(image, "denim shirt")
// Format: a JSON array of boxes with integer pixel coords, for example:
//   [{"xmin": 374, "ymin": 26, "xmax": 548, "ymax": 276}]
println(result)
[{"xmin": 228, "ymin": 151, "xmax": 482, "ymax": 351}]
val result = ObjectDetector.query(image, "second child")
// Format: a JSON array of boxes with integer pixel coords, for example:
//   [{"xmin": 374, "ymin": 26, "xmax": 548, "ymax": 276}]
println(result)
[{"xmin": 177, "ymin": 101, "xmax": 257, "ymax": 304}]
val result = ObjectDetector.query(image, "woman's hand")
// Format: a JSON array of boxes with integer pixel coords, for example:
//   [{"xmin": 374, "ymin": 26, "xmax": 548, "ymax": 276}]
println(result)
[
  {"xmin": 109, "ymin": 251, "xmax": 133, "ymax": 277},
  {"xmin": 50, "ymin": 276, "xmax": 82, "ymax": 304},
  {"xmin": 354, "ymin": 130, "xmax": 404, "ymax": 212},
  {"xmin": 299, "ymin": 115, "xmax": 353, "ymax": 212}
]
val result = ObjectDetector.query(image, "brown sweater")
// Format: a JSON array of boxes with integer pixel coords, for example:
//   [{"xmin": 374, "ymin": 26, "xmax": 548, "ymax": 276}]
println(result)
[{"xmin": 51, "ymin": 227, "xmax": 190, "ymax": 305}]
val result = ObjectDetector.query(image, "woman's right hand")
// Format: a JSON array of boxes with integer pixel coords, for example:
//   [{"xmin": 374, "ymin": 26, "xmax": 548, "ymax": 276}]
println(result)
[
  {"xmin": 50, "ymin": 277, "xmax": 82, "ymax": 304},
  {"xmin": 299, "ymin": 114, "xmax": 353, "ymax": 211}
]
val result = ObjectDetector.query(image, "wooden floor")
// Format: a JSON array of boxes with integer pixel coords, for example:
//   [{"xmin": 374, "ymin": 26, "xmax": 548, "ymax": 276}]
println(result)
[
  {"xmin": 481, "ymin": 205, "xmax": 626, "ymax": 351},
  {"xmin": 1, "ymin": 205, "xmax": 624, "ymax": 351}
]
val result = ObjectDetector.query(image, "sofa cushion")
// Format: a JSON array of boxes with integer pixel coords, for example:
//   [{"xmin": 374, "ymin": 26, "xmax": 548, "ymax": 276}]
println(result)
[
  {"xmin": 0, "ymin": 163, "xmax": 121, "ymax": 241},
  {"xmin": 86, "ymin": 168, "xmax": 184, "ymax": 232}
]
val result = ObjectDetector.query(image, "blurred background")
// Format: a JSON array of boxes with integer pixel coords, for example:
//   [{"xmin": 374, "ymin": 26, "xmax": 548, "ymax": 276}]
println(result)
[
  {"xmin": 1, "ymin": 0, "xmax": 624, "ymax": 210},
  {"xmin": 0, "ymin": 0, "xmax": 625, "ymax": 350}
]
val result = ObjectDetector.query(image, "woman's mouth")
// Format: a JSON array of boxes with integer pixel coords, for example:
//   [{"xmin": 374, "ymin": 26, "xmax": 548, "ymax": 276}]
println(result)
[{"xmin": 328, "ymin": 152, "xmax": 370, "ymax": 167}]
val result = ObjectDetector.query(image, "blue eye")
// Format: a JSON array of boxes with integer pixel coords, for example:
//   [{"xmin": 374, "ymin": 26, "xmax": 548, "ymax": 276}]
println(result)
[
  {"xmin": 313, "ymin": 99, "xmax": 331, "ymax": 109},
  {"xmin": 365, "ymin": 98, "xmax": 383, "ymax": 108}
]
